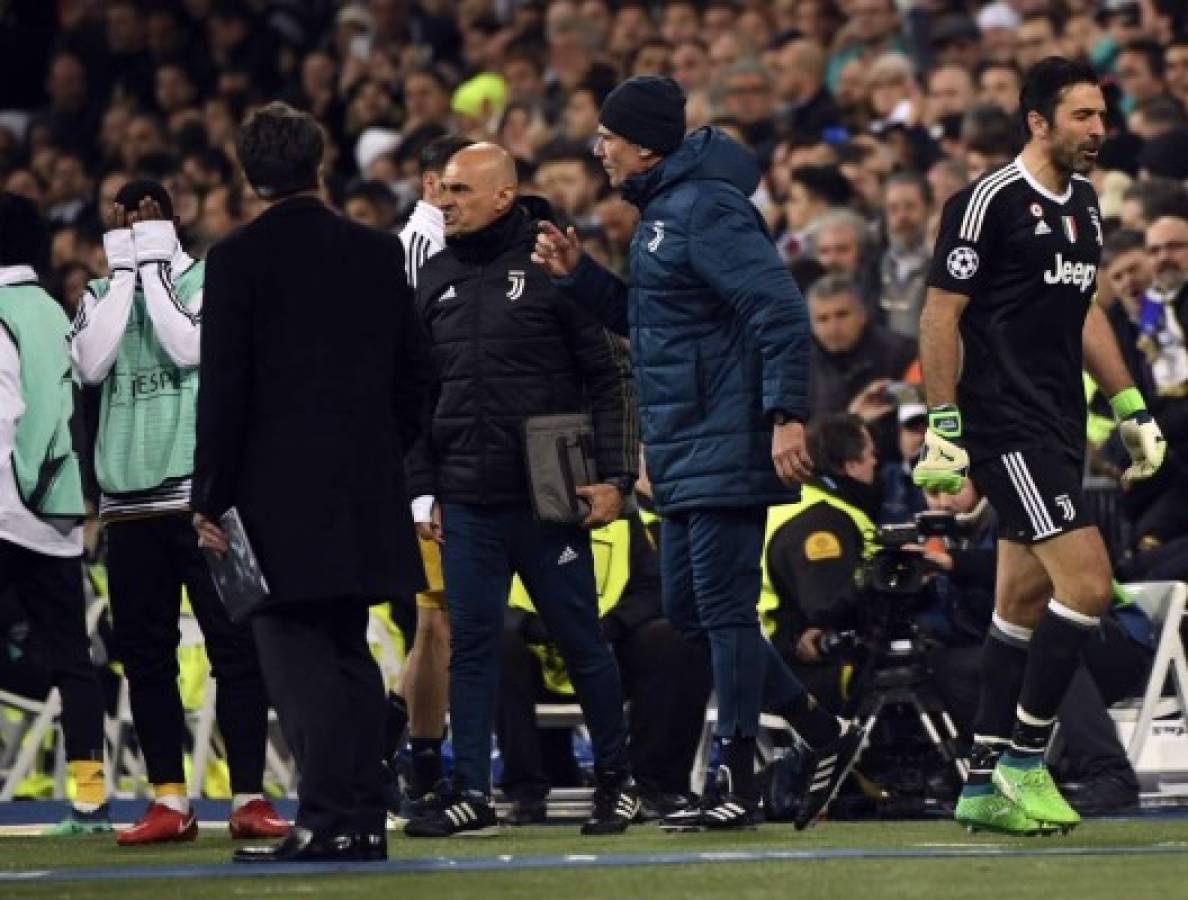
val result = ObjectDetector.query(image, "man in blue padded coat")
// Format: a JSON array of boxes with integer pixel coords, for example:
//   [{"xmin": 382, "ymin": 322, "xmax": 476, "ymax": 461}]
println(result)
[{"xmin": 533, "ymin": 75, "xmax": 864, "ymax": 830}]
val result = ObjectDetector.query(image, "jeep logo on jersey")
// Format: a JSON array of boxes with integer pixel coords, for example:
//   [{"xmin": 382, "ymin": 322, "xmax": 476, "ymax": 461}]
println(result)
[
  {"xmin": 946, "ymin": 246, "xmax": 979, "ymax": 280},
  {"xmin": 1042, "ymin": 253, "xmax": 1097, "ymax": 292},
  {"xmin": 647, "ymin": 221, "xmax": 665, "ymax": 252},
  {"xmin": 506, "ymin": 270, "xmax": 525, "ymax": 301}
]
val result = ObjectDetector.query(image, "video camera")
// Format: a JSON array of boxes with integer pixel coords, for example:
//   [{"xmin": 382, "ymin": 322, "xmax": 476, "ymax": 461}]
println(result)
[
  {"xmin": 861, "ymin": 511, "xmax": 973, "ymax": 598},
  {"xmin": 813, "ymin": 509, "xmax": 984, "ymax": 658}
]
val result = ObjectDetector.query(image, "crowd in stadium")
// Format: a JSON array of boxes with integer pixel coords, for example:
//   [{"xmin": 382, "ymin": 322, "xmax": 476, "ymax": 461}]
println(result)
[{"xmin": 2, "ymin": 0, "xmax": 1188, "ymax": 861}]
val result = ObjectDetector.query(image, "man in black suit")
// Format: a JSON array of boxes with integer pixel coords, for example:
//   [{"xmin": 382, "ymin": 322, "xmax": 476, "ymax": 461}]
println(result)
[{"xmin": 192, "ymin": 102, "xmax": 433, "ymax": 863}]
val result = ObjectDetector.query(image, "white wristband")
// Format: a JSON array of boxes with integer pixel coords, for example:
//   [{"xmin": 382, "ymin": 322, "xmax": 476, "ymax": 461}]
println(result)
[
  {"xmin": 411, "ymin": 495, "xmax": 436, "ymax": 524},
  {"xmin": 102, "ymin": 229, "xmax": 135, "ymax": 272},
  {"xmin": 132, "ymin": 220, "xmax": 178, "ymax": 265}
]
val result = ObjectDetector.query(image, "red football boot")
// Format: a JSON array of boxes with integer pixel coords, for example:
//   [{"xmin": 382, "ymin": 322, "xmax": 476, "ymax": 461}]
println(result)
[
  {"xmin": 116, "ymin": 803, "xmax": 198, "ymax": 846},
  {"xmin": 229, "ymin": 799, "xmax": 291, "ymax": 839}
]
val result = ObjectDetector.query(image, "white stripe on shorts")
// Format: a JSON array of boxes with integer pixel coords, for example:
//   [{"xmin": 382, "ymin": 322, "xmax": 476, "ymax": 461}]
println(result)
[{"xmin": 1003, "ymin": 452, "xmax": 1060, "ymax": 540}]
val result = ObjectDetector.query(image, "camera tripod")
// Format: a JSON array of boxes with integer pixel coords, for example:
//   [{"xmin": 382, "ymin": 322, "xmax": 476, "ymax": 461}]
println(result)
[{"xmin": 848, "ymin": 632, "xmax": 969, "ymax": 783}]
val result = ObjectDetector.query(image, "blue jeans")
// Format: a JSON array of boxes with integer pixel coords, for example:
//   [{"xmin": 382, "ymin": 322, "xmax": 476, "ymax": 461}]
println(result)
[
  {"xmin": 661, "ymin": 507, "xmax": 806, "ymax": 738},
  {"xmin": 440, "ymin": 503, "xmax": 629, "ymax": 794}
]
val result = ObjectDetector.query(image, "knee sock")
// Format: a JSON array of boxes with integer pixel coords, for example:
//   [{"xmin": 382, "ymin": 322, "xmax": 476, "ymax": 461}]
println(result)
[
  {"xmin": 719, "ymin": 736, "xmax": 759, "ymax": 801},
  {"xmin": 153, "ymin": 782, "xmax": 189, "ymax": 814},
  {"xmin": 68, "ymin": 760, "xmax": 106, "ymax": 812},
  {"xmin": 1007, "ymin": 599, "xmax": 1099, "ymax": 760},
  {"xmin": 965, "ymin": 613, "xmax": 1031, "ymax": 793},
  {"xmin": 409, "ymin": 737, "xmax": 443, "ymax": 798}
]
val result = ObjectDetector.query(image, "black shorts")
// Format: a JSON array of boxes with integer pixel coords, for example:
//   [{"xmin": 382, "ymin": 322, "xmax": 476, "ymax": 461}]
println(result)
[{"xmin": 971, "ymin": 449, "xmax": 1094, "ymax": 545}]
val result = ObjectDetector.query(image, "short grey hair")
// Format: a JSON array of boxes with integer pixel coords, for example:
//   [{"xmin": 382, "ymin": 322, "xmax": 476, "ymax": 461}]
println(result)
[
  {"xmin": 807, "ymin": 272, "xmax": 864, "ymax": 307},
  {"xmin": 722, "ymin": 59, "xmax": 772, "ymax": 88},
  {"xmin": 816, "ymin": 208, "xmax": 870, "ymax": 247}
]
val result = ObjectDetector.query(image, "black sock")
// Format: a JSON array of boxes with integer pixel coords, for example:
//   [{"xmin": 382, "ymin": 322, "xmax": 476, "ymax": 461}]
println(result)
[
  {"xmin": 776, "ymin": 693, "xmax": 841, "ymax": 748},
  {"xmin": 967, "ymin": 615, "xmax": 1031, "ymax": 788},
  {"xmin": 719, "ymin": 736, "xmax": 758, "ymax": 801},
  {"xmin": 1011, "ymin": 600, "xmax": 1099, "ymax": 756},
  {"xmin": 409, "ymin": 737, "xmax": 443, "ymax": 798},
  {"xmin": 384, "ymin": 693, "xmax": 409, "ymax": 760}
]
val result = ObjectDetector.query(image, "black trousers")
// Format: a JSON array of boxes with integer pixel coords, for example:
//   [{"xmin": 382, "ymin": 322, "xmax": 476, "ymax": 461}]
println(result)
[
  {"xmin": 0, "ymin": 540, "xmax": 103, "ymax": 761},
  {"xmin": 106, "ymin": 514, "xmax": 268, "ymax": 792},
  {"xmin": 252, "ymin": 600, "xmax": 385, "ymax": 837},
  {"xmin": 1057, "ymin": 616, "xmax": 1152, "ymax": 785},
  {"xmin": 497, "ymin": 618, "xmax": 712, "ymax": 800}
]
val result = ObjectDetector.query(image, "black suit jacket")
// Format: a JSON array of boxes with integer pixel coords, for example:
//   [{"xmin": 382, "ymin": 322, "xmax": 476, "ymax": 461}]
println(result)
[{"xmin": 193, "ymin": 195, "xmax": 432, "ymax": 606}]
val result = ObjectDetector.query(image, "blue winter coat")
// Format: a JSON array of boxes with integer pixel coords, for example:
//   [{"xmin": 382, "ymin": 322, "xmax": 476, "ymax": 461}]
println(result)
[{"xmin": 555, "ymin": 127, "xmax": 810, "ymax": 513}]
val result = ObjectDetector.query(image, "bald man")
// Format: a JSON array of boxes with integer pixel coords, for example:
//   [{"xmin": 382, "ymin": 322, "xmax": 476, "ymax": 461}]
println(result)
[
  {"xmin": 402, "ymin": 144, "xmax": 641, "ymax": 838},
  {"xmin": 772, "ymin": 38, "xmax": 842, "ymax": 141}
]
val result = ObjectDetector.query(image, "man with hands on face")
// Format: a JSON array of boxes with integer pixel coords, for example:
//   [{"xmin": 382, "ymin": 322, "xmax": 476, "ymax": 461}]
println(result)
[
  {"xmin": 533, "ymin": 76, "xmax": 861, "ymax": 832},
  {"xmin": 402, "ymin": 142, "xmax": 640, "ymax": 838},
  {"xmin": 68, "ymin": 180, "xmax": 284, "ymax": 846}
]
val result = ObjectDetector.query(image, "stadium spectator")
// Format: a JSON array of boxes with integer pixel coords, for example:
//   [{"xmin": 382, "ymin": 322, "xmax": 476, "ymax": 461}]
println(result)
[
  {"xmin": 780, "ymin": 165, "xmax": 853, "ymax": 262},
  {"xmin": 1166, "ymin": 36, "xmax": 1188, "ymax": 108},
  {"xmin": 977, "ymin": 61, "xmax": 1023, "ymax": 116},
  {"xmin": 771, "ymin": 38, "xmax": 842, "ymax": 143},
  {"xmin": 533, "ymin": 140, "xmax": 605, "ymax": 229},
  {"xmin": 806, "ymin": 273, "xmax": 917, "ymax": 459},
  {"xmin": 1115, "ymin": 39, "xmax": 1169, "ymax": 113},
  {"xmin": 879, "ymin": 172, "xmax": 933, "ymax": 339}
]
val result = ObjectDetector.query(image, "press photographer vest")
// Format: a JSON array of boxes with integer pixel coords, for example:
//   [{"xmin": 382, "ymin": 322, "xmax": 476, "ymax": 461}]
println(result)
[
  {"xmin": 0, "ymin": 283, "xmax": 85, "ymax": 520},
  {"xmin": 88, "ymin": 262, "xmax": 204, "ymax": 495},
  {"xmin": 508, "ymin": 520, "xmax": 631, "ymax": 696},
  {"xmin": 758, "ymin": 483, "xmax": 877, "ymax": 640}
]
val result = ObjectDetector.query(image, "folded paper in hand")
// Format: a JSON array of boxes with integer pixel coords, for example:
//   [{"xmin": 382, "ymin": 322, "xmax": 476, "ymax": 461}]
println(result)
[
  {"xmin": 203, "ymin": 507, "xmax": 269, "ymax": 623},
  {"xmin": 523, "ymin": 413, "xmax": 598, "ymax": 523}
]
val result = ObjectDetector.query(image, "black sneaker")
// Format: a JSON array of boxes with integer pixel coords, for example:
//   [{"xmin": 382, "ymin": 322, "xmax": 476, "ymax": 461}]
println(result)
[
  {"xmin": 659, "ymin": 792, "xmax": 759, "ymax": 832},
  {"xmin": 581, "ymin": 776, "xmax": 639, "ymax": 835},
  {"xmin": 387, "ymin": 777, "xmax": 452, "ymax": 829},
  {"xmin": 636, "ymin": 791, "xmax": 697, "ymax": 822},
  {"xmin": 794, "ymin": 722, "xmax": 866, "ymax": 830},
  {"xmin": 404, "ymin": 789, "xmax": 499, "ymax": 838},
  {"xmin": 504, "ymin": 797, "xmax": 548, "ymax": 826}
]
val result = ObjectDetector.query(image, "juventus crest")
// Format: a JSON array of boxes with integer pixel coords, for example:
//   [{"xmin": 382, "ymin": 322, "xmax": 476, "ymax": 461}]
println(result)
[
  {"xmin": 506, "ymin": 269, "xmax": 525, "ymax": 301},
  {"xmin": 647, "ymin": 221, "xmax": 665, "ymax": 252}
]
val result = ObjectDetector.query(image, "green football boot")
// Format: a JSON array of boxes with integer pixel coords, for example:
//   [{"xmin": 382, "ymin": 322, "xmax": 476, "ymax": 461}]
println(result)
[
  {"xmin": 954, "ymin": 788, "xmax": 1050, "ymax": 836},
  {"xmin": 993, "ymin": 757, "xmax": 1081, "ymax": 830},
  {"xmin": 42, "ymin": 803, "xmax": 114, "ymax": 835}
]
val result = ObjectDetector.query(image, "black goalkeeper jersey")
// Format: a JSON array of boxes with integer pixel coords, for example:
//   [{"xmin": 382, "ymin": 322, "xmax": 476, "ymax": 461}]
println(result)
[{"xmin": 927, "ymin": 157, "xmax": 1104, "ymax": 464}]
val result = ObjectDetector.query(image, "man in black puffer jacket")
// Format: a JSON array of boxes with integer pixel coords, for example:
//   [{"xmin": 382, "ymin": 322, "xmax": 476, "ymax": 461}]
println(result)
[{"xmin": 404, "ymin": 143, "xmax": 639, "ymax": 839}]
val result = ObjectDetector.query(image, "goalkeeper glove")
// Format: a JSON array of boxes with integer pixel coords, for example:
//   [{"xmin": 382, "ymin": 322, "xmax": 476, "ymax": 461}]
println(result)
[
  {"xmin": 1111, "ymin": 388, "xmax": 1166, "ymax": 486},
  {"xmin": 912, "ymin": 404, "xmax": 969, "ymax": 494}
]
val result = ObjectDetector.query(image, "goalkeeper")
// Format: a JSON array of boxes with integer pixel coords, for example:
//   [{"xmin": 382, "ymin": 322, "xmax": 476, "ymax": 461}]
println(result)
[{"xmin": 912, "ymin": 57, "xmax": 1165, "ymax": 836}]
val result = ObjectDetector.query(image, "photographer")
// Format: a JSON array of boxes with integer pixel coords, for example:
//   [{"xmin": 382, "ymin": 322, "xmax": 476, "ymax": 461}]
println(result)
[
  {"xmin": 763, "ymin": 417, "xmax": 1150, "ymax": 812},
  {"xmin": 760, "ymin": 413, "xmax": 880, "ymax": 712}
]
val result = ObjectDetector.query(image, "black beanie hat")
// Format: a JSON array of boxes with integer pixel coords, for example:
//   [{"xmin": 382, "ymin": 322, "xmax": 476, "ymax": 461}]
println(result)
[{"xmin": 599, "ymin": 75, "xmax": 687, "ymax": 156}]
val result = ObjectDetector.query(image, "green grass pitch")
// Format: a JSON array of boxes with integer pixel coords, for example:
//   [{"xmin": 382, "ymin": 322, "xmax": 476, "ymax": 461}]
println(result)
[{"xmin": 3, "ymin": 819, "xmax": 1188, "ymax": 899}]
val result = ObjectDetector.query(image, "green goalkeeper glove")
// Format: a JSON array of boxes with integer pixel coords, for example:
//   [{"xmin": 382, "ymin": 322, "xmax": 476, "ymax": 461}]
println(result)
[
  {"xmin": 912, "ymin": 405, "xmax": 969, "ymax": 494},
  {"xmin": 1111, "ymin": 388, "xmax": 1166, "ymax": 486}
]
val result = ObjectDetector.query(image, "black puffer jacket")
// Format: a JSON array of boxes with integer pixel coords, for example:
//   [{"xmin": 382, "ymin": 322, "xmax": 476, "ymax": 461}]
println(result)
[{"xmin": 407, "ymin": 199, "xmax": 637, "ymax": 504}]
